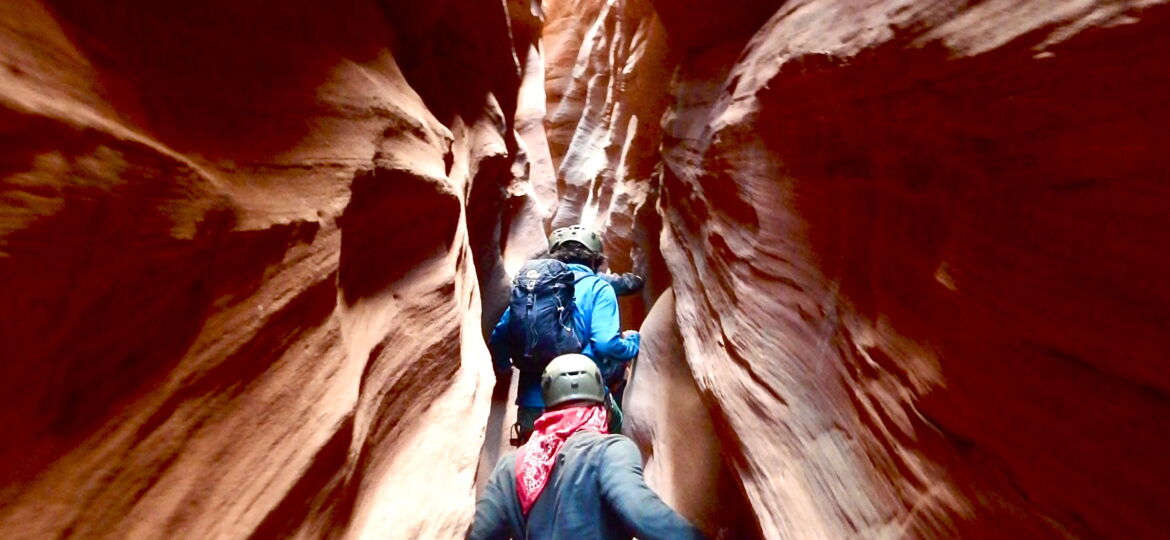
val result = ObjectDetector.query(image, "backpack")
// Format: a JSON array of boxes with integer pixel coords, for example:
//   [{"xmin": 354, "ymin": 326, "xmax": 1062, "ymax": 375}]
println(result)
[{"xmin": 505, "ymin": 259, "xmax": 582, "ymax": 372}]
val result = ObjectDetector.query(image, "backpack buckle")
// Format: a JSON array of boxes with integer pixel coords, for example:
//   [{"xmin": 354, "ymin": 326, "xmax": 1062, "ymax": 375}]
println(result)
[{"xmin": 509, "ymin": 422, "xmax": 523, "ymax": 447}]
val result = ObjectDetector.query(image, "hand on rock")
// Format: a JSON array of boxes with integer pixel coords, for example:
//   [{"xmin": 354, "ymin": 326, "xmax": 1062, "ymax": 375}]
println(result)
[
  {"xmin": 621, "ymin": 330, "xmax": 639, "ymax": 339},
  {"xmin": 601, "ymin": 271, "xmax": 645, "ymax": 296},
  {"xmin": 617, "ymin": 272, "xmax": 644, "ymax": 295}
]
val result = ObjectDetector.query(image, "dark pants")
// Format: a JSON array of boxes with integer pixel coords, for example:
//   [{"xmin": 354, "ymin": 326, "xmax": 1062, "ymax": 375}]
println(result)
[{"xmin": 515, "ymin": 406, "xmax": 543, "ymax": 445}]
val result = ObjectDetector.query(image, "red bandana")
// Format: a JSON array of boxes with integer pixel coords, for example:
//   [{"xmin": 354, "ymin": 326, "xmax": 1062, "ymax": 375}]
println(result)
[{"xmin": 515, "ymin": 404, "xmax": 609, "ymax": 514}]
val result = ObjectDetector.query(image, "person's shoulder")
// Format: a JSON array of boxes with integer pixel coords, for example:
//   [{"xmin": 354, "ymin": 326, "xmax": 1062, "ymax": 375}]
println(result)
[
  {"xmin": 578, "ymin": 434, "xmax": 642, "ymax": 467},
  {"xmin": 601, "ymin": 433, "xmax": 639, "ymax": 452},
  {"xmin": 493, "ymin": 451, "xmax": 518, "ymax": 476},
  {"xmin": 594, "ymin": 277, "xmax": 616, "ymax": 294},
  {"xmin": 566, "ymin": 430, "xmax": 620, "ymax": 444},
  {"xmin": 570, "ymin": 432, "xmax": 637, "ymax": 452},
  {"xmin": 581, "ymin": 273, "xmax": 615, "ymax": 294},
  {"xmin": 570, "ymin": 268, "xmax": 611, "ymax": 289}
]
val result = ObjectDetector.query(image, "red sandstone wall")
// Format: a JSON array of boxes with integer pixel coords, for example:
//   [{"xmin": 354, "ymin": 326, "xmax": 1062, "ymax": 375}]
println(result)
[
  {"xmin": 0, "ymin": 0, "xmax": 541, "ymax": 537},
  {"xmin": 541, "ymin": 0, "xmax": 674, "ymax": 324},
  {"xmin": 5, "ymin": 0, "xmax": 1169, "ymax": 537},
  {"xmin": 550, "ymin": 0, "xmax": 1170, "ymax": 538},
  {"xmin": 623, "ymin": 289, "xmax": 761, "ymax": 539}
]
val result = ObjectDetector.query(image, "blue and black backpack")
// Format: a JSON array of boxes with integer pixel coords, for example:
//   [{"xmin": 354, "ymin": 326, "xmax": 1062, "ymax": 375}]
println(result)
[{"xmin": 505, "ymin": 259, "xmax": 582, "ymax": 372}]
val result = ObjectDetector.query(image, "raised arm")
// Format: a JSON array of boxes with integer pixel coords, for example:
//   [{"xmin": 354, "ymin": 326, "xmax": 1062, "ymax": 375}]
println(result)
[
  {"xmin": 467, "ymin": 458, "xmax": 516, "ymax": 540},
  {"xmin": 588, "ymin": 284, "xmax": 639, "ymax": 361},
  {"xmin": 598, "ymin": 438, "xmax": 708, "ymax": 540},
  {"xmin": 598, "ymin": 272, "xmax": 645, "ymax": 296}
]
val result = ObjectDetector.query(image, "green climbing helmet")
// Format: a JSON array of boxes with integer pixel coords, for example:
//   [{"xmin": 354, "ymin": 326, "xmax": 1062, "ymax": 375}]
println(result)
[
  {"xmin": 548, "ymin": 225, "xmax": 603, "ymax": 254},
  {"xmin": 541, "ymin": 353, "xmax": 605, "ymax": 408}
]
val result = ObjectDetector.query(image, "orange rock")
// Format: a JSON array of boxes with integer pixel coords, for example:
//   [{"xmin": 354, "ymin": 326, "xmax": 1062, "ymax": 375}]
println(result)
[
  {"xmin": 553, "ymin": 0, "xmax": 1170, "ymax": 538},
  {"xmin": 0, "ymin": 0, "xmax": 541, "ymax": 537},
  {"xmin": 5, "ymin": 0, "xmax": 1170, "ymax": 537},
  {"xmin": 624, "ymin": 289, "xmax": 761, "ymax": 538}
]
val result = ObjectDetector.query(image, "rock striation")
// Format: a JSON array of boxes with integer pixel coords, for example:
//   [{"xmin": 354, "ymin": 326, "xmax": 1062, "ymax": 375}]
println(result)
[
  {"xmin": 623, "ymin": 289, "xmax": 760, "ymax": 539},
  {"xmin": 548, "ymin": 0, "xmax": 1170, "ymax": 538},
  {"xmin": 4, "ymin": 0, "xmax": 1170, "ymax": 538},
  {"xmin": 0, "ymin": 0, "xmax": 545, "ymax": 537},
  {"xmin": 541, "ymin": 0, "xmax": 675, "ymax": 322}
]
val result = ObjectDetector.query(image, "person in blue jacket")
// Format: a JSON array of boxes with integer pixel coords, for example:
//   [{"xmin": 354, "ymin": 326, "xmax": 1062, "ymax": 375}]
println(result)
[
  {"xmin": 490, "ymin": 225, "xmax": 641, "ymax": 444},
  {"xmin": 468, "ymin": 354, "xmax": 707, "ymax": 540}
]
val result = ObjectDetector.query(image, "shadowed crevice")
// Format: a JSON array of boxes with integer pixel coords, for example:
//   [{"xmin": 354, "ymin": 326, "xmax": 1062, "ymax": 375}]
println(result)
[{"xmin": 337, "ymin": 167, "xmax": 460, "ymax": 305}]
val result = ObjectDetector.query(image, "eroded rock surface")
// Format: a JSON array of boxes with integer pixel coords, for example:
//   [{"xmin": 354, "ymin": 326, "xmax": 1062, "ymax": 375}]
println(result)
[
  {"xmin": 541, "ymin": 0, "xmax": 674, "ymax": 323},
  {"xmin": 623, "ymin": 289, "xmax": 760, "ymax": 539},
  {"xmin": 5, "ymin": 0, "xmax": 1170, "ymax": 538},
  {"xmin": 549, "ymin": 0, "xmax": 1170, "ymax": 538},
  {"xmin": 0, "ymin": 0, "xmax": 541, "ymax": 537}
]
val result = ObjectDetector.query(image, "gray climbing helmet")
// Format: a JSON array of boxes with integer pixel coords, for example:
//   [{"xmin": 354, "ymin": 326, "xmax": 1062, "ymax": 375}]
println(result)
[
  {"xmin": 548, "ymin": 225, "xmax": 603, "ymax": 254},
  {"xmin": 541, "ymin": 353, "xmax": 605, "ymax": 407}
]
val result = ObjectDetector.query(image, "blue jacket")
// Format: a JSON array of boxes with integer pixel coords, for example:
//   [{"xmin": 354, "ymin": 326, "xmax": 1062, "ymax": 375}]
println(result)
[
  {"xmin": 490, "ymin": 264, "xmax": 641, "ymax": 407},
  {"xmin": 467, "ymin": 432, "xmax": 707, "ymax": 540}
]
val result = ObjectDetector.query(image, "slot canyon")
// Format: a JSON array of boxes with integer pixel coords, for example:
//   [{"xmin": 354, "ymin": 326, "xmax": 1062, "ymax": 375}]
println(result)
[{"xmin": 2, "ymin": 0, "xmax": 1168, "ymax": 538}]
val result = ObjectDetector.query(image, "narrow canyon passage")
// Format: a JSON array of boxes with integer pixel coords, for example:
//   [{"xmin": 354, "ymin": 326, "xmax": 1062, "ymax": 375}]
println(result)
[{"xmin": 2, "ymin": 0, "xmax": 1168, "ymax": 538}]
